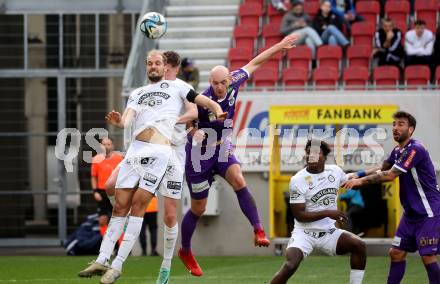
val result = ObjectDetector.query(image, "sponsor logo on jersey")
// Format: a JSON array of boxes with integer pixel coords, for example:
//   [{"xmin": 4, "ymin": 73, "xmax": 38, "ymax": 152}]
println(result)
[
  {"xmin": 191, "ymin": 181, "xmax": 210, "ymax": 193},
  {"xmin": 231, "ymin": 70, "xmax": 246, "ymax": 83},
  {"xmin": 138, "ymin": 92, "xmax": 170, "ymax": 104},
  {"xmin": 167, "ymin": 181, "xmax": 182, "ymax": 190},
  {"xmin": 310, "ymin": 188, "xmax": 338, "ymax": 203},
  {"xmin": 404, "ymin": 149, "xmax": 417, "ymax": 168},
  {"xmin": 160, "ymin": 82, "xmax": 169, "ymax": 88},
  {"xmin": 143, "ymin": 173, "xmax": 158, "ymax": 185},
  {"xmin": 228, "ymin": 94, "xmax": 235, "ymax": 106},
  {"xmin": 328, "ymin": 175, "xmax": 335, "ymax": 182},
  {"xmin": 290, "ymin": 191, "xmax": 300, "ymax": 201},
  {"xmin": 305, "ymin": 176, "xmax": 313, "ymax": 188},
  {"xmin": 140, "ymin": 157, "xmax": 157, "ymax": 168}
]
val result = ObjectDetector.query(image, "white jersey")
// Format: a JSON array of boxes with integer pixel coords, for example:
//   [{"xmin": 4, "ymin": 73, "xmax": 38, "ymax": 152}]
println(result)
[
  {"xmin": 171, "ymin": 78, "xmax": 194, "ymax": 146},
  {"xmin": 126, "ymin": 79, "xmax": 192, "ymax": 141},
  {"xmin": 289, "ymin": 165, "xmax": 347, "ymax": 231}
]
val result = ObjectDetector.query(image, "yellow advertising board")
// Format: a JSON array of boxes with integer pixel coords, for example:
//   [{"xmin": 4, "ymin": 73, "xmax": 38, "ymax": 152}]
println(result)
[
  {"xmin": 269, "ymin": 105, "xmax": 399, "ymax": 125},
  {"xmin": 269, "ymin": 105, "xmax": 401, "ymax": 238}
]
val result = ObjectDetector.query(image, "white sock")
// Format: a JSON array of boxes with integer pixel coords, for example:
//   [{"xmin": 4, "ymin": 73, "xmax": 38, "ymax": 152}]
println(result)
[
  {"xmin": 110, "ymin": 216, "xmax": 143, "ymax": 271},
  {"xmin": 96, "ymin": 216, "xmax": 127, "ymax": 265},
  {"xmin": 350, "ymin": 269, "xmax": 365, "ymax": 284},
  {"xmin": 161, "ymin": 223, "xmax": 178, "ymax": 269}
]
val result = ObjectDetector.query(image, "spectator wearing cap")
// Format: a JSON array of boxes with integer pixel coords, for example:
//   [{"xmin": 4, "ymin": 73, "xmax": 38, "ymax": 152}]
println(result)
[
  {"xmin": 312, "ymin": 0, "xmax": 349, "ymax": 47},
  {"xmin": 178, "ymin": 58, "xmax": 200, "ymax": 90},
  {"xmin": 372, "ymin": 18, "xmax": 404, "ymax": 67},
  {"xmin": 280, "ymin": 0, "xmax": 323, "ymax": 59},
  {"xmin": 405, "ymin": 20, "xmax": 434, "ymax": 67}
]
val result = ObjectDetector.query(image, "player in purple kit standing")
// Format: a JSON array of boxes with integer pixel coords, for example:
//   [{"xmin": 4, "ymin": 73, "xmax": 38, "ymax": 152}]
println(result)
[
  {"xmin": 344, "ymin": 111, "xmax": 440, "ymax": 284},
  {"xmin": 177, "ymin": 34, "xmax": 299, "ymax": 277}
]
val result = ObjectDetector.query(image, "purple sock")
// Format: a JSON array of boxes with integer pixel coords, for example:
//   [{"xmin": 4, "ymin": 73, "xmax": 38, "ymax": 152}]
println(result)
[
  {"xmin": 181, "ymin": 210, "xmax": 200, "ymax": 252},
  {"xmin": 387, "ymin": 261, "xmax": 406, "ymax": 284},
  {"xmin": 425, "ymin": 262, "xmax": 440, "ymax": 284},
  {"xmin": 235, "ymin": 187, "xmax": 263, "ymax": 231}
]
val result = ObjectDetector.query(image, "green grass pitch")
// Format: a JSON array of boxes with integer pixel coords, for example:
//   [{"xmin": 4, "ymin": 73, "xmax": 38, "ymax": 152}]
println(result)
[{"xmin": 0, "ymin": 255, "xmax": 432, "ymax": 283}]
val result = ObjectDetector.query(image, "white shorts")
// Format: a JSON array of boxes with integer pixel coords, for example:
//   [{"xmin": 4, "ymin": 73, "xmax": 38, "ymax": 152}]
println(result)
[
  {"xmin": 116, "ymin": 140, "xmax": 172, "ymax": 194},
  {"xmin": 287, "ymin": 228, "xmax": 345, "ymax": 258},
  {"xmin": 158, "ymin": 143, "xmax": 186, "ymax": 199}
]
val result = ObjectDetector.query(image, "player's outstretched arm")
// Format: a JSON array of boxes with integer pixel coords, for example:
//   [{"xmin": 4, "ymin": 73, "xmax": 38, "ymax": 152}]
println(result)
[
  {"xmin": 105, "ymin": 108, "xmax": 135, "ymax": 129},
  {"xmin": 177, "ymin": 101, "xmax": 198, "ymax": 124},
  {"xmin": 347, "ymin": 161, "xmax": 392, "ymax": 179},
  {"xmin": 343, "ymin": 167, "xmax": 402, "ymax": 190},
  {"xmin": 193, "ymin": 95, "xmax": 227, "ymax": 121},
  {"xmin": 243, "ymin": 33, "xmax": 299, "ymax": 74}
]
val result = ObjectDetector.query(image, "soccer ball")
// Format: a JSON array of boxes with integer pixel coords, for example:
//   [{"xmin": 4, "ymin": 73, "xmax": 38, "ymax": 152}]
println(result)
[{"xmin": 139, "ymin": 12, "xmax": 167, "ymax": 39}]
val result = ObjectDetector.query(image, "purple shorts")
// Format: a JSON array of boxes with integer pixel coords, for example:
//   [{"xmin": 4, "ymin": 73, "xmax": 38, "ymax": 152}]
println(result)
[
  {"xmin": 392, "ymin": 214, "xmax": 440, "ymax": 256},
  {"xmin": 185, "ymin": 143, "xmax": 240, "ymax": 200}
]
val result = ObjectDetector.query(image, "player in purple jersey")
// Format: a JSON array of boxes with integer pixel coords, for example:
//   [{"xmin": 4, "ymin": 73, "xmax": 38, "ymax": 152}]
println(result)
[
  {"xmin": 178, "ymin": 34, "xmax": 299, "ymax": 277},
  {"xmin": 344, "ymin": 111, "xmax": 440, "ymax": 284}
]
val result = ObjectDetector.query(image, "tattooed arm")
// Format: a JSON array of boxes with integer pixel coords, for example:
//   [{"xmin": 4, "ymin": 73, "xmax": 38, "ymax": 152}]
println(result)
[{"xmin": 342, "ymin": 166, "xmax": 403, "ymax": 190}]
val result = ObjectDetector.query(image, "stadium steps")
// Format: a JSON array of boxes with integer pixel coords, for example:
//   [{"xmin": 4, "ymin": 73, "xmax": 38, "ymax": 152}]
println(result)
[
  {"xmin": 161, "ymin": 0, "xmax": 239, "ymax": 90},
  {"xmin": 159, "ymin": 38, "xmax": 231, "ymax": 49}
]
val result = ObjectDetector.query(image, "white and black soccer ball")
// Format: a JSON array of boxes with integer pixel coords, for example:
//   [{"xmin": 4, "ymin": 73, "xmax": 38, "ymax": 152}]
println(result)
[{"xmin": 139, "ymin": 12, "xmax": 167, "ymax": 39}]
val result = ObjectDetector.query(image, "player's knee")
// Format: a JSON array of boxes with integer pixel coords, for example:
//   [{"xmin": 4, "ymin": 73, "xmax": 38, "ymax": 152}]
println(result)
[
  {"xmin": 389, "ymin": 248, "xmax": 405, "ymax": 261},
  {"xmin": 164, "ymin": 210, "xmax": 177, "ymax": 227},
  {"xmin": 231, "ymin": 174, "xmax": 246, "ymax": 190},
  {"xmin": 354, "ymin": 239, "xmax": 366, "ymax": 256},
  {"xmin": 284, "ymin": 260, "xmax": 298, "ymax": 273},
  {"xmin": 191, "ymin": 206, "xmax": 205, "ymax": 216},
  {"xmin": 112, "ymin": 202, "xmax": 129, "ymax": 216}
]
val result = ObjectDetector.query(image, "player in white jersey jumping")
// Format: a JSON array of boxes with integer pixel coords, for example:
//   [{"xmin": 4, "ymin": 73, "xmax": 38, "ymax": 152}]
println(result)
[
  {"xmin": 97, "ymin": 51, "xmax": 197, "ymax": 284},
  {"xmin": 271, "ymin": 140, "xmax": 366, "ymax": 284},
  {"xmin": 78, "ymin": 50, "xmax": 225, "ymax": 284}
]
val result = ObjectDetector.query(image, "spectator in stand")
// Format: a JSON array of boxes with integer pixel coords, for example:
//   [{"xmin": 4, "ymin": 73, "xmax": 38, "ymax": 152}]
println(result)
[
  {"xmin": 340, "ymin": 189, "xmax": 365, "ymax": 236},
  {"xmin": 271, "ymin": 0, "xmax": 292, "ymax": 12},
  {"xmin": 312, "ymin": 0, "xmax": 349, "ymax": 47},
  {"xmin": 372, "ymin": 18, "xmax": 404, "ymax": 67},
  {"xmin": 433, "ymin": 25, "xmax": 440, "ymax": 69},
  {"xmin": 330, "ymin": 0, "xmax": 363, "ymax": 35},
  {"xmin": 178, "ymin": 58, "xmax": 200, "ymax": 90},
  {"xmin": 404, "ymin": 20, "xmax": 434, "ymax": 67},
  {"xmin": 280, "ymin": 0, "xmax": 323, "ymax": 59}
]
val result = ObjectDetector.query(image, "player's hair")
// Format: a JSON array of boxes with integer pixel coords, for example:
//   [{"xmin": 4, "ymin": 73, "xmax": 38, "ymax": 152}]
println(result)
[
  {"xmin": 305, "ymin": 139, "xmax": 331, "ymax": 157},
  {"xmin": 393, "ymin": 111, "xmax": 417, "ymax": 130},
  {"xmin": 163, "ymin": 51, "xmax": 181, "ymax": 68},
  {"xmin": 146, "ymin": 49, "xmax": 167, "ymax": 65},
  {"xmin": 414, "ymin": 20, "xmax": 426, "ymax": 26}
]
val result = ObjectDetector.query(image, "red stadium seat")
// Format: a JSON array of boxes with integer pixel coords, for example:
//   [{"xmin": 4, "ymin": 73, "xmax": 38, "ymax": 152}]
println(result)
[
  {"xmin": 373, "ymin": 66, "xmax": 400, "ymax": 89},
  {"xmin": 394, "ymin": 20, "xmax": 407, "ymax": 45},
  {"xmin": 253, "ymin": 68, "xmax": 279, "ymax": 87},
  {"xmin": 436, "ymin": 66, "xmax": 440, "ymax": 85},
  {"xmin": 233, "ymin": 24, "xmax": 259, "ymax": 51},
  {"xmin": 385, "ymin": 1, "xmax": 410, "ymax": 24},
  {"xmin": 267, "ymin": 4, "xmax": 285, "ymax": 25},
  {"xmin": 262, "ymin": 23, "xmax": 283, "ymax": 47},
  {"xmin": 313, "ymin": 67, "xmax": 339, "ymax": 90},
  {"xmin": 415, "ymin": 0, "xmax": 438, "ymax": 24},
  {"xmin": 287, "ymin": 46, "xmax": 312, "ymax": 72},
  {"xmin": 351, "ymin": 22, "xmax": 376, "ymax": 45},
  {"xmin": 404, "ymin": 65, "xmax": 431, "ymax": 88},
  {"xmin": 343, "ymin": 66, "xmax": 370, "ymax": 90},
  {"xmin": 317, "ymin": 45, "xmax": 342, "ymax": 72},
  {"xmin": 304, "ymin": 2, "xmax": 320, "ymax": 18},
  {"xmin": 245, "ymin": 0, "xmax": 264, "ymax": 4},
  {"xmin": 282, "ymin": 67, "xmax": 308, "ymax": 88},
  {"xmin": 228, "ymin": 47, "xmax": 253, "ymax": 71},
  {"xmin": 356, "ymin": 1, "xmax": 381, "ymax": 26},
  {"xmin": 257, "ymin": 46, "xmax": 283, "ymax": 71},
  {"xmin": 347, "ymin": 45, "xmax": 372, "ymax": 68},
  {"xmin": 239, "ymin": 2, "xmax": 263, "ymax": 27}
]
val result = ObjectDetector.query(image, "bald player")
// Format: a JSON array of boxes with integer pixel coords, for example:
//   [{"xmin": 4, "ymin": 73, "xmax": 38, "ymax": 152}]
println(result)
[{"xmin": 178, "ymin": 34, "xmax": 299, "ymax": 277}]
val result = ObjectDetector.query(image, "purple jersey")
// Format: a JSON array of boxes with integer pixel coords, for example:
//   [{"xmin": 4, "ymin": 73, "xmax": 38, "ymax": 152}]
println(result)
[
  {"xmin": 386, "ymin": 138, "xmax": 440, "ymax": 220},
  {"xmin": 189, "ymin": 68, "xmax": 249, "ymax": 144}
]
